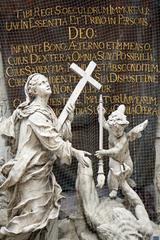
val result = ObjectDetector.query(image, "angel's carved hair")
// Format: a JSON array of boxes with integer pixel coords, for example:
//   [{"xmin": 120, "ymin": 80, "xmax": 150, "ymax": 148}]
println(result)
[{"xmin": 107, "ymin": 105, "xmax": 129, "ymax": 127}]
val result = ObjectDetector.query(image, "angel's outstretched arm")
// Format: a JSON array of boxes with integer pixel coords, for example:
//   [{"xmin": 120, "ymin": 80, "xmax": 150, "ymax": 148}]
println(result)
[{"xmin": 95, "ymin": 136, "xmax": 127, "ymax": 161}]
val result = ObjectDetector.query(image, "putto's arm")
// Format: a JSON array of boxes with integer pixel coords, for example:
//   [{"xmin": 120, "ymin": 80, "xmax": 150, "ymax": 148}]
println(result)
[{"xmin": 95, "ymin": 136, "xmax": 127, "ymax": 162}]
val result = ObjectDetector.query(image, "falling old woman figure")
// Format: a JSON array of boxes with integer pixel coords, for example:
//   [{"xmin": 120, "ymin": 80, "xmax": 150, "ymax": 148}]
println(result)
[{"xmin": 0, "ymin": 73, "xmax": 90, "ymax": 240}]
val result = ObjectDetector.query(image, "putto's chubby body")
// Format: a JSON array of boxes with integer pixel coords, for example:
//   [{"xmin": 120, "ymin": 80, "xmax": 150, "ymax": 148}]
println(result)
[{"xmin": 95, "ymin": 104, "xmax": 148, "ymax": 199}]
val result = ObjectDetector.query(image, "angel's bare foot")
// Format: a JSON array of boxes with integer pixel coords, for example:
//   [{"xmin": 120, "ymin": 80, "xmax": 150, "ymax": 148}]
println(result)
[{"xmin": 109, "ymin": 190, "xmax": 117, "ymax": 199}]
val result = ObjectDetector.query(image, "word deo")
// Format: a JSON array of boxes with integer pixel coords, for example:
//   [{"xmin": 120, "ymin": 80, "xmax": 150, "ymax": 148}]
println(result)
[{"xmin": 68, "ymin": 27, "xmax": 96, "ymax": 40}]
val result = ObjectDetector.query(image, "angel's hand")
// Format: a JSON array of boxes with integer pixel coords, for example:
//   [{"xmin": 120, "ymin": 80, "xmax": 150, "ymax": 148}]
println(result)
[
  {"xmin": 96, "ymin": 173, "xmax": 105, "ymax": 188},
  {"xmin": 95, "ymin": 149, "xmax": 108, "ymax": 159}
]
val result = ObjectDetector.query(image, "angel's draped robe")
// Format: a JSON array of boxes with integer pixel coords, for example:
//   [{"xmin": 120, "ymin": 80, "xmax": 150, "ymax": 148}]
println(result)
[{"xmin": 0, "ymin": 104, "xmax": 72, "ymax": 237}]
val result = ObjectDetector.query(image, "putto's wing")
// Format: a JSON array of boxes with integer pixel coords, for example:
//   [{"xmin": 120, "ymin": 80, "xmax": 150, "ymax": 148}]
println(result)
[{"xmin": 127, "ymin": 120, "xmax": 148, "ymax": 142}]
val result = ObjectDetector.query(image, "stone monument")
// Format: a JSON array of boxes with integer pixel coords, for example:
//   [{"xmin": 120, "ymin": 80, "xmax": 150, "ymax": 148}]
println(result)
[
  {"xmin": 74, "ymin": 99, "xmax": 153, "ymax": 240},
  {"xmin": 0, "ymin": 53, "xmax": 158, "ymax": 239},
  {"xmin": 58, "ymin": 96, "xmax": 155, "ymax": 240},
  {"xmin": 76, "ymin": 156, "xmax": 153, "ymax": 240},
  {"xmin": 0, "ymin": 72, "xmax": 92, "ymax": 240},
  {"xmin": 95, "ymin": 101, "xmax": 148, "ymax": 199}
]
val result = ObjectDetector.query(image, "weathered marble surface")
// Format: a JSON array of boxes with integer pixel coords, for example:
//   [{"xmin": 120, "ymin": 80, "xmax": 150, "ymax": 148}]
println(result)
[
  {"xmin": 58, "ymin": 214, "xmax": 160, "ymax": 240},
  {"xmin": 96, "ymin": 104, "xmax": 148, "ymax": 199},
  {"xmin": 75, "ymin": 155, "xmax": 153, "ymax": 240},
  {"xmin": 0, "ymin": 73, "xmax": 90, "ymax": 240}
]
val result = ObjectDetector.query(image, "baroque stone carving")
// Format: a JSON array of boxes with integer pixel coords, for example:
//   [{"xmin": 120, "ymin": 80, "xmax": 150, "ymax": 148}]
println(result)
[
  {"xmin": 0, "ymin": 99, "xmax": 8, "ymax": 122},
  {"xmin": 0, "ymin": 73, "xmax": 90, "ymax": 240},
  {"xmin": 72, "ymin": 103, "xmax": 153, "ymax": 240},
  {"xmin": 76, "ymin": 156, "xmax": 153, "ymax": 240},
  {"xmin": 0, "ymin": 158, "xmax": 8, "ymax": 227},
  {"xmin": 95, "ymin": 104, "xmax": 148, "ymax": 199}
]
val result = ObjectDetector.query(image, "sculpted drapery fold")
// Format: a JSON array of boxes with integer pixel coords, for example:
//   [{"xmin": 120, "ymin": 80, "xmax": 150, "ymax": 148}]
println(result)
[
  {"xmin": 0, "ymin": 105, "xmax": 72, "ymax": 237},
  {"xmin": 0, "ymin": 73, "xmax": 90, "ymax": 239}
]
